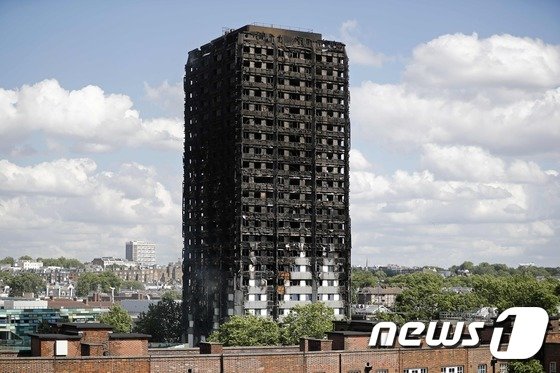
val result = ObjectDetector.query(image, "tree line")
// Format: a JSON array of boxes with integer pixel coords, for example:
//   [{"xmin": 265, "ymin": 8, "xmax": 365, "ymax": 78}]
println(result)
[
  {"xmin": 352, "ymin": 263, "xmax": 560, "ymax": 321},
  {"xmin": 116, "ymin": 299, "xmax": 335, "ymax": 346},
  {"xmin": 0, "ymin": 255, "xmax": 84, "ymax": 268}
]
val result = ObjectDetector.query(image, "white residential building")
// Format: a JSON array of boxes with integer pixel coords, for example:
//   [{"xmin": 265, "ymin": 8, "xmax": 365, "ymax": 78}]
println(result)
[
  {"xmin": 17, "ymin": 260, "xmax": 44, "ymax": 270},
  {"xmin": 125, "ymin": 241, "xmax": 156, "ymax": 267}
]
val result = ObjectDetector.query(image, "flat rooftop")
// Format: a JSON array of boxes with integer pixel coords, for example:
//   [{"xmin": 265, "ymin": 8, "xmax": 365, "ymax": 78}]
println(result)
[{"xmin": 234, "ymin": 24, "xmax": 322, "ymax": 40}]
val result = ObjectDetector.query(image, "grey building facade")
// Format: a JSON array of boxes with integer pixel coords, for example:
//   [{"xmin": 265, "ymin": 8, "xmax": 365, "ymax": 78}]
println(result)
[{"xmin": 182, "ymin": 24, "xmax": 351, "ymax": 346}]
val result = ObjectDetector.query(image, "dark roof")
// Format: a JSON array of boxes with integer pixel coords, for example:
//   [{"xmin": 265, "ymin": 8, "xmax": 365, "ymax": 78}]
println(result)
[
  {"xmin": 333, "ymin": 319, "xmax": 378, "ymax": 332},
  {"xmin": 198, "ymin": 24, "xmax": 324, "ymax": 54},
  {"xmin": 327, "ymin": 331, "xmax": 371, "ymax": 336},
  {"xmin": 60, "ymin": 322, "xmax": 113, "ymax": 330},
  {"xmin": 109, "ymin": 333, "xmax": 151, "ymax": 340},
  {"xmin": 237, "ymin": 24, "xmax": 321, "ymax": 40},
  {"xmin": 28, "ymin": 333, "xmax": 82, "ymax": 340}
]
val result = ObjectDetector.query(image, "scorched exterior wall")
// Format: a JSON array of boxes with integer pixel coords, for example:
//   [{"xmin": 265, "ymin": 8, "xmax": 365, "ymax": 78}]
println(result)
[{"xmin": 183, "ymin": 24, "xmax": 351, "ymax": 346}]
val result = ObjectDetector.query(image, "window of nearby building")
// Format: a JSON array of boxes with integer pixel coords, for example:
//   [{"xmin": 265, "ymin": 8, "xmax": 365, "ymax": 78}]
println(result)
[
  {"xmin": 550, "ymin": 362, "xmax": 557, "ymax": 373},
  {"xmin": 499, "ymin": 364, "xmax": 508, "ymax": 373},
  {"xmin": 441, "ymin": 367, "xmax": 463, "ymax": 373},
  {"xmin": 377, "ymin": 369, "xmax": 389, "ymax": 373},
  {"xmin": 478, "ymin": 364, "xmax": 487, "ymax": 373},
  {"xmin": 404, "ymin": 369, "xmax": 427, "ymax": 373}
]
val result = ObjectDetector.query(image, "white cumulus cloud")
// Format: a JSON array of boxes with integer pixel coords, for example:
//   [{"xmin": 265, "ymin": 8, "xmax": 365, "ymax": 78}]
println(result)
[
  {"xmin": 0, "ymin": 79, "xmax": 183, "ymax": 154},
  {"xmin": 352, "ymin": 82, "xmax": 560, "ymax": 156},
  {"xmin": 420, "ymin": 143, "xmax": 552, "ymax": 184},
  {"xmin": 405, "ymin": 33, "xmax": 560, "ymax": 90},
  {"xmin": 0, "ymin": 158, "xmax": 182, "ymax": 263},
  {"xmin": 340, "ymin": 20, "xmax": 388, "ymax": 67},
  {"xmin": 144, "ymin": 80, "xmax": 184, "ymax": 117},
  {"xmin": 350, "ymin": 150, "xmax": 560, "ymax": 267}
]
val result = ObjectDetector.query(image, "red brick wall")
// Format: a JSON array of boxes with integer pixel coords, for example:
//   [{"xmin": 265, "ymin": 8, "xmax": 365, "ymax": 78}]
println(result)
[
  {"xmin": 305, "ymin": 351, "xmax": 340, "ymax": 372},
  {"xmin": 0, "ymin": 358, "xmax": 54, "ymax": 373},
  {"xmin": 80, "ymin": 330, "xmax": 111, "ymax": 343},
  {"xmin": 467, "ymin": 346, "xmax": 494, "ymax": 373},
  {"xmin": 401, "ymin": 347, "xmax": 467, "ymax": 372},
  {"xmin": 53, "ymin": 357, "xmax": 150, "ymax": 373},
  {"xmin": 0, "ymin": 357, "xmax": 149, "ymax": 373},
  {"xmin": 40, "ymin": 341, "xmax": 55, "ymax": 357},
  {"xmin": 344, "ymin": 335, "xmax": 371, "ymax": 351},
  {"xmin": 341, "ymin": 350, "xmax": 399, "ymax": 373},
  {"xmin": 225, "ymin": 345, "xmax": 301, "ymax": 354},
  {"xmin": 0, "ymin": 345, "xmax": 530, "ymax": 373},
  {"xmin": 148, "ymin": 347, "xmax": 200, "ymax": 356},
  {"xmin": 224, "ymin": 352, "xmax": 305, "ymax": 372},
  {"xmin": 109, "ymin": 340, "xmax": 148, "ymax": 356},
  {"xmin": 35, "ymin": 340, "xmax": 81, "ymax": 358},
  {"xmin": 149, "ymin": 355, "xmax": 221, "ymax": 372},
  {"xmin": 326, "ymin": 333, "xmax": 371, "ymax": 351}
]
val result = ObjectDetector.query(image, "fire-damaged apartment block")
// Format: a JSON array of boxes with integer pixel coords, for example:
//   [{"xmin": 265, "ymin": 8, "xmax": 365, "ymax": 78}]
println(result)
[{"xmin": 183, "ymin": 24, "xmax": 351, "ymax": 345}]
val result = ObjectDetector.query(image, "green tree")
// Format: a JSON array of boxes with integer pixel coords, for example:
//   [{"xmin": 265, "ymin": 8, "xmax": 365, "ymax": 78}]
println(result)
[
  {"xmin": 97, "ymin": 271, "xmax": 122, "ymax": 292},
  {"xmin": 38, "ymin": 257, "xmax": 84, "ymax": 269},
  {"xmin": 371, "ymin": 311, "xmax": 406, "ymax": 326},
  {"xmin": 508, "ymin": 360, "xmax": 545, "ymax": 373},
  {"xmin": 18, "ymin": 255, "xmax": 33, "ymax": 261},
  {"xmin": 393, "ymin": 272, "xmax": 484, "ymax": 320},
  {"xmin": 120, "ymin": 280, "xmax": 145, "ymax": 291},
  {"xmin": 0, "ymin": 257, "xmax": 15, "ymax": 266},
  {"xmin": 99, "ymin": 304, "xmax": 133, "ymax": 333},
  {"xmin": 0, "ymin": 270, "xmax": 13, "ymax": 285},
  {"xmin": 134, "ymin": 298, "xmax": 182, "ymax": 343},
  {"xmin": 460, "ymin": 261, "xmax": 474, "ymax": 271},
  {"xmin": 280, "ymin": 302, "xmax": 334, "ymax": 345},
  {"xmin": 76, "ymin": 272, "xmax": 122, "ymax": 296},
  {"xmin": 387, "ymin": 271, "xmax": 444, "ymax": 288},
  {"xmin": 373, "ymin": 269, "xmax": 388, "ymax": 280},
  {"xmin": 391, "ymin": 272, "xmax": 443, "ymax": 320},
  {"xmin": 208, "ymin": 315, "xmax": 280, "ymax": 346},
  {"xmin": 472, "ymin": 275, "xmax": 559, "ymax": 314},
  {"xmin": 396, "ymin": 285, "xmax": 441, "ymax": 320},
  {"xmin": 76, "ymin": 272, "xmax": 99, "ymax": 296},
  {"xmin": 351, "ymin": 268, "xmax": 379, "ymax": 289},
  {"xmin": 471, "ymin": 262, "xmax": 496, "ymax": 276},
  {"xmin": 161, "ymin": 290, "xmax": 181, "ymax": 300},
  {"xmin": 8, "ymin": 272, "xmax": 44, "ymax": 297}
]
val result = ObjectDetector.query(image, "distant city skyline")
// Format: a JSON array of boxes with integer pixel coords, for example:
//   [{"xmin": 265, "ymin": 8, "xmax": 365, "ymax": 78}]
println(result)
[{"xmin": 0, "ymin": 1, "xmax": 559, "ymax": 267}]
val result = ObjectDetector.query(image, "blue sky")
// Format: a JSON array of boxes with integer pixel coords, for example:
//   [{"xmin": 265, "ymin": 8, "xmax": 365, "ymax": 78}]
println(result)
[{"xmin": 0, "ymin": 1, "xmax": 559, "ymax": 267}]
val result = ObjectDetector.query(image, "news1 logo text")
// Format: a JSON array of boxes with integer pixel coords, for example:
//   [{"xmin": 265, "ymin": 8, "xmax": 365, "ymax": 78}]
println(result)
[{"xmin": 368, "ymin": 307, "xmax": 549, "ymax": 359}]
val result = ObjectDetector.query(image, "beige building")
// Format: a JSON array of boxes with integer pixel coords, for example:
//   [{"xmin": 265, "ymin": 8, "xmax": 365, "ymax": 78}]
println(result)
[{"xmin": 356, "ymin": 286, "xmax": 403, "ymax": 308}]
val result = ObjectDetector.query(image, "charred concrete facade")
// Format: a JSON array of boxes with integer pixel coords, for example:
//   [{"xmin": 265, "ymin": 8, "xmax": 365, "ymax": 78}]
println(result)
[{"xmin": 183, "ymin": 25, "xmax": 351, "ymax": 345}]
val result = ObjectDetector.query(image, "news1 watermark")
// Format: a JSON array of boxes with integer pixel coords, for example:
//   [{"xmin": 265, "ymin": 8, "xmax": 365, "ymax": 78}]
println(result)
[{"xmin": 368, "ymin": 307, "xmax": 549, "ymax": 359}]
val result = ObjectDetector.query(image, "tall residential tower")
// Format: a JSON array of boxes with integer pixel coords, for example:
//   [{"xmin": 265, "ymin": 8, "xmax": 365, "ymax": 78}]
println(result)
[
  {"xmin": 125, "ymin": 241, "xmax": 156, "ymax": 267},
  {"xmin": 183, "ymin": 24, "xmax": 351, "ymax": 345}
]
